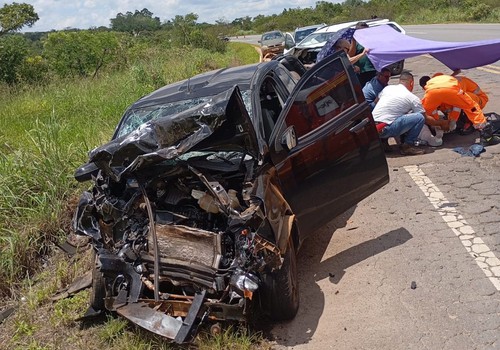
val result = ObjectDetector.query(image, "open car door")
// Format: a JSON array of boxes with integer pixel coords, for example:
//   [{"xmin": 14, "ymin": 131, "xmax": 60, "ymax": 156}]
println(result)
[
  {"xmin": 269, "ymin": 52, "xmax": 389, "ymax": 236},
  {"xmin": 284, "ymin": 32, "xmax": 295, "ymax": 54}
]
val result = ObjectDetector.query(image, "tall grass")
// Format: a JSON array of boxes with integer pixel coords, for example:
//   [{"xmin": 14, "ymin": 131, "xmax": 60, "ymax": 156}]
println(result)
[{"xmin": 0, "ymin": 42, "xmax": 260, "ymax": 297}]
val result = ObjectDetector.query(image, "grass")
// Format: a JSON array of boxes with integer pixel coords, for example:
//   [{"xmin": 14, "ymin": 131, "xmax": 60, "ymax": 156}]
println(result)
[{"xmin": 0, "ymin": 42, "xmax": 263, "ymax": 349}]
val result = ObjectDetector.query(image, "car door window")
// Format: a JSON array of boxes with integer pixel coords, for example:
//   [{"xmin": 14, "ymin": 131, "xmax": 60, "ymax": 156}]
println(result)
[
  {"xmin": 284, "ymin": 56, "xmax": 356, "ymax": 138},
  {"xmin": 284, "ymin": 32, "xmax": 295, "ymax": 49},
  {"xmin": 260, "ymin": 77, "xmax": 284, "ymax": 142},
  {"xmin": 275, "ymin": 66, "xmax": 299, "ymax": 91}
]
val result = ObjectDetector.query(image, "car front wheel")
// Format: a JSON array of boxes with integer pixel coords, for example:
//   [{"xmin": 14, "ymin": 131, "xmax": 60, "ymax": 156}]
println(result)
[{"xmin": 261, "ymin": 237, "xmax": 299, "ymax": 320}]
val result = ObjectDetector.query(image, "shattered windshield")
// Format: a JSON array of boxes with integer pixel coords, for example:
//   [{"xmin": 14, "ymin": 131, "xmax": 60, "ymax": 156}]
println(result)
[
  {"xmin": 297, "ymin": 31, "xmax": 336, "ymax": 47},
  {"xmin": 115, "ymin": 91, "xmax": 253, "ymax": 139},
  {"xmin": 295, "ymin": 27, "xmax": 321, "ymax": 43},
  {"xmin": 116, "ymin": 97, "xmax": 211, "ymax": 138}
]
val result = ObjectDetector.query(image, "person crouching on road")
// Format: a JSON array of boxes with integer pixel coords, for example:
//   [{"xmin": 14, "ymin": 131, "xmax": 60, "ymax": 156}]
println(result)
[
  {"xmin": 372, "ymin": 71, "xmax": 427, "ymax": 156},
  {"xmin": 429, "ymin": 72, "xmax": 489, "ymax": 109},
  {"xmin": 420, "ymin": 74, "xmax": 499, "ymax": 146}
]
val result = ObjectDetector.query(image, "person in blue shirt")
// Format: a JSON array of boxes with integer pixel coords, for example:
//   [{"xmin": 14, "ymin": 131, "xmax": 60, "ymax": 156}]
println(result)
[{"xmin": 362, "ymin": 67, "xmax": 391, "ymax": 110}]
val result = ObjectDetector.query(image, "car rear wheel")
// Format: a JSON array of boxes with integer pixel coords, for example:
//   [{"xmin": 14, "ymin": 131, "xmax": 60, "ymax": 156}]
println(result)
[
  {"xmin": 389, "ymin": 60, "xmax": 405, "ymax": 76},
  {"xmin": 89, "ymin": 251, "xmax": 106, "ymax": 311},
  {"xmin": 261, "ymin": 237, "xmax": 299, "ymax": 320}
]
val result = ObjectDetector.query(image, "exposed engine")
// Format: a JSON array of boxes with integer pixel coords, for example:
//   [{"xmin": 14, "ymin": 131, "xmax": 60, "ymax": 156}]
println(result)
[{"xmin": 74, "ymin": 151, "xmax": 282, "ymax": 329}]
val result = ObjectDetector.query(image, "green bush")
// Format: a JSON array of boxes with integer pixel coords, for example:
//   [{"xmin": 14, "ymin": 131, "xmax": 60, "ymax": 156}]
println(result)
[
  {"xmin": 0, "ymin": 35, "xmax": 29, "ymax": 85},
  {"xmin": 43, "ymin": 31, "xmax": 124, "ymax": 78},
  {"xmin": 18, "ymin": 55, "xmax": 49, "ymax": 84},
  {"xmin": 190, "ymin": 29, "xmax": 228, "ymax": 53},
  {"xmin": 464, "ymin": 2, "xmax": 491, "ymax": 20}
]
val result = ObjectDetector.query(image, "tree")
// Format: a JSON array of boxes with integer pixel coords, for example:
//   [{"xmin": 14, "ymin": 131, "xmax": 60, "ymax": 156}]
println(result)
[
  {"xmin": 231, "ymin": 16, "xmax": 252, "ymax": 31},
  {"xmin": 0, "ymin": 34, "xmax": 29, "ymax": 84},
  {"xmin": 0, "ymin": 2, "xmax": 39, "ymax": 36},
  {"xmin": 43, "ymin": 31, "xmax": 121, "ymax": 78},
  {"xmin": 170, "ymin": 13, "xmax": 199, "ymax": 46},
  {"xmin": 315, "ymin": 1, "xmax": 344, "ymax": 18},
  {"xmin": 110, "ymin": 8, "xmax": 161, "ymax": 35}
]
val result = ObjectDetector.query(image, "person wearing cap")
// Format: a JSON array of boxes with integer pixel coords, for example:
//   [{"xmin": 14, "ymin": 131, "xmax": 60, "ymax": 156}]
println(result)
[{"xmin": 419, "ymin": 74, "xmax": 499, "ymax": 145}]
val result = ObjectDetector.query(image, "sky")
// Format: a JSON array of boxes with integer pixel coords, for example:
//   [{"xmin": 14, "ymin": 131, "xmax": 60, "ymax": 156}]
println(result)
[{"xmin": 0, "ymin": 0, "xmax": 338, "ymax": 32}]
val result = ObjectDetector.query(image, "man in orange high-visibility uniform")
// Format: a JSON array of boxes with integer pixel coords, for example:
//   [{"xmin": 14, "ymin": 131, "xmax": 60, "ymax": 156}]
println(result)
[
  {"xmin": 420, "ymin": 74, "xmax": 499, "ymax": 146},
  {"xmin": 428, "ymin": 72, "xmax": 489, "ymax": 108},
  {"xmin": 455, "ymin": 75, "xmax": 489, "ymax": 108}
]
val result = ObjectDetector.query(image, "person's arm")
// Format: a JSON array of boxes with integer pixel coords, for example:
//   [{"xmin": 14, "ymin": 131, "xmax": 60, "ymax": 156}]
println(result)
[
  {"xmin": 348, "ymin": 48, "xmax": 368, "ymax": 65},
  {"xmin": 421, "ymin": 92, "xmax": 441, "ymax": 121},
  {"xmin": 414, "ymin": 93, "xmax": 451, "ymax": 131},
  {"xmin": 348, "ymin": 39, "xmax": 357, "ymax": 57},
  {"xmin": 424, "ymin": 114, "xmax": 450, "ymax": 131},
  {"xmin": 362, "ymin": 83, "xmax": 377, "ymax": 109}
]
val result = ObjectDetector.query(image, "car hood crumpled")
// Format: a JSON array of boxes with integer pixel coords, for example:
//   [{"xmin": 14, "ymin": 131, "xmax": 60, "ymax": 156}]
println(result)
[{"xmin": 88, "ymin": 86, "xmax": 260, "ymax": 181}]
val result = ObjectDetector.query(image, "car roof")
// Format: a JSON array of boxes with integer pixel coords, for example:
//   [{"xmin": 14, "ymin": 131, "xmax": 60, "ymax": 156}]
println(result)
[
  {"xmin": 295, "ymin": 23, "xmax": 326, "ymax": 31},
  {"xmin": 313, "ymin": 18, "xmax": 404, "ymax": 34},
  {"xmin": 262, "ymin": 30, "xmax": 283, "ymax": 36},
  {"xmin": 130, "ymin": 63, "xmax": 262, "ymax": 109},
  {"xmin": 294, "ymin": 18, "xmax": 405, "ymax": 49}
]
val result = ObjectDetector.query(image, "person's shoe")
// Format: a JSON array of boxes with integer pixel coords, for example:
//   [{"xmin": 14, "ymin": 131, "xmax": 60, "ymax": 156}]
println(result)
[
  {"xmin": 480, "ymin": 135, "xmax": 500, "ymax": 146},
  {"xmin": 479, "ymin": 123, "xmax": 500, "ymax": 146},
  {"xmin": 400, "ymin": 143, "xmax": 425, "ymax": 156},
  {"xmin": 381, "ymin": 138, "xmax": 392, "ymax": 152}
]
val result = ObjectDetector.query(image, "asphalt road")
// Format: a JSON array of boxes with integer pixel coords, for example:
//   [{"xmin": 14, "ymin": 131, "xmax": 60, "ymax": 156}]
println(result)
[
  {"xmin": 264, "ymin": 25, "xmax": 500, "ymax": 349},
  {"xmin": 232, "ymin": 23, "xmax": 500, "ymax": 44}
]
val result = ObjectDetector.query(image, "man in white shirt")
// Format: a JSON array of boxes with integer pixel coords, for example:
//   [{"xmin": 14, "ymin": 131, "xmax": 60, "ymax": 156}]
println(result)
[{"xmin": 372, "ymin": 71, "xmax": 427, "ymax": 156}]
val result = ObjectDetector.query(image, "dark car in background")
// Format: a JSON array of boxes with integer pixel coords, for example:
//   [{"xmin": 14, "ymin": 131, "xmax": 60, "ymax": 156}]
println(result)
[{"xmin": 72, "ymin": 53, "xmax": 389, "ymax": 343}]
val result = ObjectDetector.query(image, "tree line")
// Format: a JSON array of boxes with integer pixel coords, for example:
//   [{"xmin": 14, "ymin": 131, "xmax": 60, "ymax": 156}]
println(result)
[{"xmin": 0, "ymin": 0, "xmax": 498, "ymax": 86}]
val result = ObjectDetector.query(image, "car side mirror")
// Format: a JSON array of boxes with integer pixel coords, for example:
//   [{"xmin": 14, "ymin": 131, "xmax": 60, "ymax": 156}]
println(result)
[{"xmin": 281, "ymin": 126, "xmax": 297, "ymax": 151}]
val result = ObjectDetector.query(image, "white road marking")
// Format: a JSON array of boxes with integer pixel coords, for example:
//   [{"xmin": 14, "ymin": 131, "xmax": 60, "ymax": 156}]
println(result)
[
  {"xmin": 484, "ymin": 64, "xmax": 500, "ymax": 70},
  {"xmin": 404, "ymin": 165, "xmax": 500, "ymax": 291},
  {"xmin": 477, "ymin": 66, "xmax": 500, "ymax": 74}
]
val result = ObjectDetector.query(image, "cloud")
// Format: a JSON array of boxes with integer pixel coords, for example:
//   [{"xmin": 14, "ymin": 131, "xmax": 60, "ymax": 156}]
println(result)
[{"xmin": 0, "ymin": 0, "xmax": 335, "ymax": 32}]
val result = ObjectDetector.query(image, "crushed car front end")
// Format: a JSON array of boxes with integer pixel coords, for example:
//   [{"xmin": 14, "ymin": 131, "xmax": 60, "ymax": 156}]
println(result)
[{"xmin": 72, "ymin": 86, "xmax": 295, "ymax": 343}]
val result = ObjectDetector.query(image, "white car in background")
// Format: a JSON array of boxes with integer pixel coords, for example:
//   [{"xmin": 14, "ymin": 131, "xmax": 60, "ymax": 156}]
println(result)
[
  {"xmin": 284, "ymin": 23, "xmax": 327, "ymax": 54},
  {"xmin": 286, "ymin": 18, "xmax": 406, "ymax": 75}
]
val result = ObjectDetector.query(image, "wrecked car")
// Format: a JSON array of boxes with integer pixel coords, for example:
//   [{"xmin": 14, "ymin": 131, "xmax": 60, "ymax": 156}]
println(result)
[{"xmin": 72, "ymin": 53, "xmax": 389, "ymax": 343}]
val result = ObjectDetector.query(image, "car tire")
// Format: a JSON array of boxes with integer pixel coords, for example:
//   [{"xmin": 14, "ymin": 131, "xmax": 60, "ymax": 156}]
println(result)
[
  {"xmin": 389, "ymin": 60, "xmax": 405, "ymax": 76},
  {"xmin": 261, "ymin": 237, "xmax": 299, "ymax": 321},
  {"xmin": 89, "ymin": 251, "xmax": 106, "ymax": 311}
]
